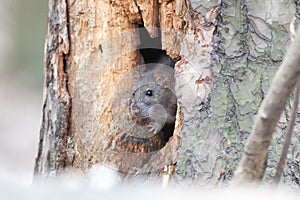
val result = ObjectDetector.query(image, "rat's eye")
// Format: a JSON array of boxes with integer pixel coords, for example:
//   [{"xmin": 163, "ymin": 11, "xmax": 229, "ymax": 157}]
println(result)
[
  {"xmin": 132, "ymin": 91, "xmax": 135, "ymax": 96},
  {"xmin": 146, "ymin": 89, "xmax": 153, "ymax": 96}
]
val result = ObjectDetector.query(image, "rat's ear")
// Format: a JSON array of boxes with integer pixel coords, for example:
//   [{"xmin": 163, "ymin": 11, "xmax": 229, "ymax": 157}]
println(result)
[{"xmin": 153, "ymin": 69, "xmax": 170, "ymax": 87}]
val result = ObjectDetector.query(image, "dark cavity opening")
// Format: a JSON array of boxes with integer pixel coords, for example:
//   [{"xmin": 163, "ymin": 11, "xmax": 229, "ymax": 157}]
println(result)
[
  {"xmin": 138, "ymin": 24, "xmax": 175, "ymax": 67},
  {"xmin": 137, "ymin": 23, "xmax": 176, "ymax": 145}
]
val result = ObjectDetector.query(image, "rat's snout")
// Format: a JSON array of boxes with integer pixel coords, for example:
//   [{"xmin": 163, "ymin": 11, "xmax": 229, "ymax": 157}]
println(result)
[{"xmin": 131, "ymin": 104, "xmax": 140, "ymax": 116}]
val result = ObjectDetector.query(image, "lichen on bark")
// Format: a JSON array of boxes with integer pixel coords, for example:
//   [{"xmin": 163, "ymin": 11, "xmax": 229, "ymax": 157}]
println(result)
[{"xmin": 174, "ymin": 0, "xmax": 298, "ymax": 187}]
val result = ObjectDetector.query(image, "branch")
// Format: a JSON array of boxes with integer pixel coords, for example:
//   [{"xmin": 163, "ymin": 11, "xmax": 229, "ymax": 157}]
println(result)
[{"xmin": 233, "ymin": 28, "xmax": 300, "ymax": 184}]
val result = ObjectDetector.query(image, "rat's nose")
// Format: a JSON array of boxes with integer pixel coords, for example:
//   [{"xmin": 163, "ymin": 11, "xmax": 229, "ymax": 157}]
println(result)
[{"xmin": 131, "ymin": 104, "xmax": 140, "ymax": 115}]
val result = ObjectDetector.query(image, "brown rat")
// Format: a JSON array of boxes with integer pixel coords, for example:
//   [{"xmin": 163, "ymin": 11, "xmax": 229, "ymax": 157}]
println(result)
[{"xmin": 130, "ymin": 64, "xmax": 177, "ymax": 134}]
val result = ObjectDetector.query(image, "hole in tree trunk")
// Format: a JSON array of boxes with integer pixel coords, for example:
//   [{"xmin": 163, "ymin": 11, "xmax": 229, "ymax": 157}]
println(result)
[
  {"xmin": 104, "ymin": 23, "xmax": 180, "ymax": 175},
  {"xmin": 134, "ymin": 23, "xmax": 176, "ymax": 145}
]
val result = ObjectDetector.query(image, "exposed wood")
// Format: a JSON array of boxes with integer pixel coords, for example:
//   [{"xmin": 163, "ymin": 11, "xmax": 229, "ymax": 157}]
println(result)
[
  {"xmin": 65, "ymin": 0, "xmax": 186, "ymax": 176},
  {"xmin": 160, "ymin": 0, "xmax": 187, "ymax": 59},
  {"xmin": 35, "ymin": 0, "xmax": 187, "ymax": 178}
]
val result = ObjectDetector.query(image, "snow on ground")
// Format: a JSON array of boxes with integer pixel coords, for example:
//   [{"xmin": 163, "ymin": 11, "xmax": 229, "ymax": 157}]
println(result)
[{"xmin": 0, "ymin": 170, "xmax": 299, "ymax": 200}]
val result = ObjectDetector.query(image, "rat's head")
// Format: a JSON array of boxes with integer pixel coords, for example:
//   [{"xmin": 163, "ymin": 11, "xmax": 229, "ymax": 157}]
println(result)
[
  {"xmin": 129, "ymin": 64, "xmax": 175, "ymax": 118},
  {"xmin": 130, "ymin": 82, "xmax": 162, "ymax": 118}
]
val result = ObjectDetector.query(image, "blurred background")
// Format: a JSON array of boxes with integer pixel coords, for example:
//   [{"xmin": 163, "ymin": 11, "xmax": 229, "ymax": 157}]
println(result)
[{"xmin": 0, "ymin": 0, "xmax": 47, "ymax": 184}]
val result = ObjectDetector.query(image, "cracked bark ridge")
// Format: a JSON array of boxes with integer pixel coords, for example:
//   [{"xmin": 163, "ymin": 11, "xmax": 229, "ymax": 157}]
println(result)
[
  {"xmin": 233, "ymin": 28, "xmax": 300, "ymax": 184},
  {"xmin": 34, "ymin": 0, "xmax": 72, "ymax": 178},
  {"xmin": 174, "ymin": 5, "xmax": 219, "ymax": 184}
]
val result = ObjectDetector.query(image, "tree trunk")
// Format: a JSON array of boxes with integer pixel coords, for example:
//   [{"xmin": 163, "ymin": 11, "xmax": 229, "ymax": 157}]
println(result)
[{"xmin": 35, "ymin": 0, "xmax": 300, "ymax": 187}]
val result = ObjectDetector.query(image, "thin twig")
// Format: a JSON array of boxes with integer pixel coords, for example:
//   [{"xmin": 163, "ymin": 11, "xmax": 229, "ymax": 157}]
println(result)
[{"xmin": 273, "ymin": 79, "xmax": 300, "ymax": 185}]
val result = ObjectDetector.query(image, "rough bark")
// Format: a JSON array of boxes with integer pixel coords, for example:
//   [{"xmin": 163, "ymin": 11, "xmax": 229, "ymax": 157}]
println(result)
[
  {"xmin": 174, "ymin": 0, "xmax": 299, "ymax": 187},
  {"xmin": 34, "ymin": 0, "xmax": 72, "ymax": 177},
  {"xmin": 234, "ymin": 28, "xmax": 300, "ymax": 184}
]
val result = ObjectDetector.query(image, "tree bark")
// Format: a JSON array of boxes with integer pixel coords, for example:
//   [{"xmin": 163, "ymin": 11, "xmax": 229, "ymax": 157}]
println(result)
[
  {"xmin": 233, "ymin": 28, "xmax": 300, "ymax": 184},
  {"xmin": 34, "ymin": 0, "xmax": 72, "ymax": 178}
]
